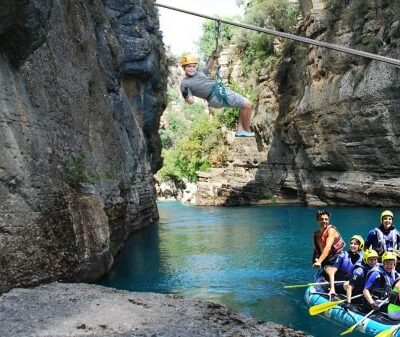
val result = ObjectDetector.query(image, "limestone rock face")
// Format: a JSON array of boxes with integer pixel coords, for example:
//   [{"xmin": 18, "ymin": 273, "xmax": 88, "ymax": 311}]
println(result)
[
  {"xmin": 0, "ymin": 0, "xmax": 167, "ymax": 293},
  {"xmin": 195, "ymin": 135, "xmax": 267, "ymax": 206},
  {"xmin": 258, "ymin": 0, "xmax": 400, "ymax": 206}
]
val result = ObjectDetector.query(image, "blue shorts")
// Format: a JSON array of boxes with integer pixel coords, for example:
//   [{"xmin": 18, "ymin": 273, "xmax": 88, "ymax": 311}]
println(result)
[
  {"xmin": 322, "ymin": 253, "xmax": 341, "ymax": 267},
  {"xmin": 207, "ymin": 87, "xmax": 246, "ymax": 109}
]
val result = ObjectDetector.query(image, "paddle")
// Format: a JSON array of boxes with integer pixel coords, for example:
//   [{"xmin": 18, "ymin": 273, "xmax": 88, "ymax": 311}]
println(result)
[
  {"xmin": 339, "ymin": 298, "xmax": 389, "ymax": 335},
  {"xmin": 375, "ymin": 323, "xmax": 400, "ymax": 337},
  {"xmin": 309, "ymin": 294, "xmax": 363, "ymax": 316},
  {"xmin": 284, "ymin": 280, "xmax": 346, "ymax": 289},
  {"xmin": 339, "ymin": 309, "xmax": 374, "ymax": 335}
]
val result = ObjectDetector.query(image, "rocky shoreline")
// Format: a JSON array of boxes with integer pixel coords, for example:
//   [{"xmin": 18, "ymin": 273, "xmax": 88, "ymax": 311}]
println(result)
[{"xmin": 0, "ymin": 283, "xmax": 310, "ymax": 337}]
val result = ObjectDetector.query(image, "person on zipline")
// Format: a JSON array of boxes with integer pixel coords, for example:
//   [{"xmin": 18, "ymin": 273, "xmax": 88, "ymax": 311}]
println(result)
[{"xmin": 179, "ymin": 52, "xmax": 254, "ymax": 137}]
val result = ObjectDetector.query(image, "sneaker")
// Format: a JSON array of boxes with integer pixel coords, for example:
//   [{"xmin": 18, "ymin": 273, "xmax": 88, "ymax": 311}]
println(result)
[{"xmin": 235, "ymin": 130, "xmax": 255, "ymax": 137}]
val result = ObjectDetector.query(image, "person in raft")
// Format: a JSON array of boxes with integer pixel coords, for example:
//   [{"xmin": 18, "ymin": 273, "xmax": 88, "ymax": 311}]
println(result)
[
  {"xmin": 179, "ymin": 52, "xmax": 254, "ymax": 137},
  {"xmin": 363, "ymin": 251, "xmax": 400, "ymax": 312},
  {"xmin": 365, "ymin": 210, "xmax": 400, "ymax": 257},
  {"xmin": 324, "ymin": 235, "xmax": 364, "ymax": 296},
  {"xmin": 312, "ymin": 210, "xmax": 346, "ymax": 295},
  {"xmin": 343, "ymin": 249, "xmax": 379, "ymax": 304}
]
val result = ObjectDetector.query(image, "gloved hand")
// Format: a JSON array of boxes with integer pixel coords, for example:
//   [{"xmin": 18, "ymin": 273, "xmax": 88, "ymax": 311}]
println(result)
[
  {"xmin": 182, "ymin": 87, "xmax": 189, "ymax": 99},
  {"xmin": 212, "ymin": 50, "xmax": 220, "ymax": 59}
]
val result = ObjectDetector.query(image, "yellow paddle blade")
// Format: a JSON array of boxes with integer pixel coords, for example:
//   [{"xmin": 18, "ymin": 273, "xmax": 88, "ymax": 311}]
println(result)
[
  {"xmin": 375, "ymin": 326, "xmax": 398, "ymax": 337},
  {"xmin": 340, "ymin": 324, "xmax": 356, "ymax": 335},
  {"xmin": 339, "ymin": 309, "xmax": 375, "ymax": 336},
  {"xmin": 309, "ymin": 299, "xmax": 345, "ymax": 316}
]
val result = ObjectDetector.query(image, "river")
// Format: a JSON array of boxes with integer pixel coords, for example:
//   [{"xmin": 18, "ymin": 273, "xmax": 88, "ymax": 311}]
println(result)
[{"xmin": 99, "ymin": 201, "xmax": 400, "ymax": 337}]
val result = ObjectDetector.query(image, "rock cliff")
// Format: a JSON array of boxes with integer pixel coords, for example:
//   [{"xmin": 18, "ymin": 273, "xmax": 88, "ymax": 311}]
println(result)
[
  {"xmin": 195, "ymin": 0, "xmax": 400, "ymax": 207},
  {"xmin": 0, "ymin": 0, "xmax": 167, "ymax": 293}
]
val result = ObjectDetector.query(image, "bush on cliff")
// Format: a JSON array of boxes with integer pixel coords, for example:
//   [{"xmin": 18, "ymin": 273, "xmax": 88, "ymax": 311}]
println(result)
[{"xmin": 158, "ymin": 107, "xmax": 226, "ymax": 183}]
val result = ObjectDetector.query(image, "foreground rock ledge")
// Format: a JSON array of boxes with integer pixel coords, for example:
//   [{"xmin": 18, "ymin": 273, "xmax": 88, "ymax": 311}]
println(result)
[{"xmin": 0, "ymin": 283, "xmax": 310, "ymax": 337}]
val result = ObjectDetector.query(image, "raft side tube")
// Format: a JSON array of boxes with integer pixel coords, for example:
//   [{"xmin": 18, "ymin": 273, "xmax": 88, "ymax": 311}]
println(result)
[{"xmin": 304, "ymin": 286, "xmax": 400, "ymax": 336}]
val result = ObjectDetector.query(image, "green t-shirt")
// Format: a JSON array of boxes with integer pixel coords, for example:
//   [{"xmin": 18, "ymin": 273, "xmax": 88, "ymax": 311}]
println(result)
[{"xmin": 388, "ymin": 286, "xmax": 400, "ymax": 314}]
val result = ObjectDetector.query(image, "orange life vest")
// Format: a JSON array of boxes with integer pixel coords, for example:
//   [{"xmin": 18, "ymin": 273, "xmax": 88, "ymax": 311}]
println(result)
[{"xmin": 313, "ymin": 224, "xmax": 345, "ymax": 257}]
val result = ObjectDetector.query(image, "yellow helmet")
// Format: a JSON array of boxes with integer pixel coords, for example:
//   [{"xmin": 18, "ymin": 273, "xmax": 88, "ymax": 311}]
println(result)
[
  {"xmin": 381, "ymin": 210, "xmax": 394, "ymax": 223},
  {"xmin": 350, "ymin": 235, "xmax": 364, "ymax": 250},
  {"xmin": 363, "ymin": 249, "xmax": 378, "ymax": 264},
  {"xmin": 382, "ymin": 251, "xmax": 397, "ymax": 264},
  {"xmin": 180, "ymin": 54, "xmax": 198, "ymax": 66}
]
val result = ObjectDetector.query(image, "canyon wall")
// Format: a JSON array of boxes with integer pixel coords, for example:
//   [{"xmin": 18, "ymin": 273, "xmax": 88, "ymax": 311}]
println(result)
[{"xmin": 0, "ymin": 0, "xmax": 167, "ymax": 293}]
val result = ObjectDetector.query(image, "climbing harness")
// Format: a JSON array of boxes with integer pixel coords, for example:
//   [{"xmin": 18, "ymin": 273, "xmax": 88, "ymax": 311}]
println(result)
[
  {"xmin": 210, "ymin": 79, "xmax": 229, "ymax": 107},
  {"xmin": 155, "ymin": 2, "xmax": 400, "ymax": 67}
]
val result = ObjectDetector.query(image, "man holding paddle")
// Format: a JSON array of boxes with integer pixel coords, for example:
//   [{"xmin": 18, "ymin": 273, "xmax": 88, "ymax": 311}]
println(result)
[{"xmin": 312, "ymin": 210, "xmax": 346, "ymax": 295}]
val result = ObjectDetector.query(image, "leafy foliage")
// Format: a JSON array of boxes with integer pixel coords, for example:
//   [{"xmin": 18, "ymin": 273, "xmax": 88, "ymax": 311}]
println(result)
[
  {"xmin": 215, "ymin": 82, "xmax": 255, "ymax": 128},
  {"xmin": 167, "ymin": 89, "xmax": 180, "ymax": 103},
  {"xmin": 65, "ymin": 153, "xmax": 118, "ymax": 187},
  {"xmin": 198, "ymin": 19, "xmax": 236, "ymax": 62},
  {"xmin": 346, "ymin": 0, "xmax": 370, "ymax": 28},
  {"xmin": 243, "ymin": 0, "xmax": 298, "ymax": 32},
  {"xmin": 235, "ymin": 31, "xmax": 275, "ymax": 73},
  {"xmin": 158, "ymin": 111, "xmax": 226, "ymax": 183},
  {"xmin": 387, "ymin": 0, "xmax": 400, "ymax": 18},
  {"xmin": 66, "ymin": 154, "xmax": 90, "ymax": 186},
  {"xmin": 233, "ymin": 0, "xmax": 298, "ymax": 73},
  {"xmin": 358, "ymin": 35, "xmax": 383, "ymax": 54}
]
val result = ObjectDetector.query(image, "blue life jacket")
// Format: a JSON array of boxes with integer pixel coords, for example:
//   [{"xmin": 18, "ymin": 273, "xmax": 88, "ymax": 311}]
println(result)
[
  {"xmin": 373, "ymin": 227, "xmax": 399, "ymax": 254},
  {"xmin": 368, "ymin": 265, "xmax": 400, "ymax": 299},
  {"xmin": 350, "ymin": 262, "xmax": 377, "ymax": 294},
  {"xmin": 341, "ymin": 251, "xmax": 363, "ymax": 274}
]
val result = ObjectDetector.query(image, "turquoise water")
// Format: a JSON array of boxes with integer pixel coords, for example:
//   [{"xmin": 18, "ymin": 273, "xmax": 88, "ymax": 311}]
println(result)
[{"xmin": 99, "ymin": 202, "xmax": 400, "ymax": 337}]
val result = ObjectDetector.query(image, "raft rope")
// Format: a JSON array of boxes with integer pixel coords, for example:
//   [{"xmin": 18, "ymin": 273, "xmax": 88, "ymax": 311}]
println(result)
[{"xmin": 155, "ymin": 2, "xmax": 400, "ymax": 68}]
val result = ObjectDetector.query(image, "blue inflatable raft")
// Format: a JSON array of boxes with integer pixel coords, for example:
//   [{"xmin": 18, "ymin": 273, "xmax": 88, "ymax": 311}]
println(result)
[{"xmin": 305, "ymin": 286, "xmax": 400, "ymax": 336}]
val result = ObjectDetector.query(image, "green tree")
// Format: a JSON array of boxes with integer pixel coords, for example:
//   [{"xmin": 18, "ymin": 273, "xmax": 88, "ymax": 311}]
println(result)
[
  {"xmin": 158, "ymin": 111, "xmax": 226, "ymax": 183},
  {"xmin": 244, "ymin": 0, "xmax": 298, "ymax": 32},
  {"xmin": 198, "ymin": 19, "xmax": 236, "ymax": 61},
  {"xmin": 233, "ymin": 0, "xmax": 298, "ymax": 73}
]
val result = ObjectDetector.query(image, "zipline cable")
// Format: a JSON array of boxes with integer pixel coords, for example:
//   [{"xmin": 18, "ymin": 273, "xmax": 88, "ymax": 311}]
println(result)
[{"xmin": 155, "ymin": 2, "xmax": 400, "ymax": 67}]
